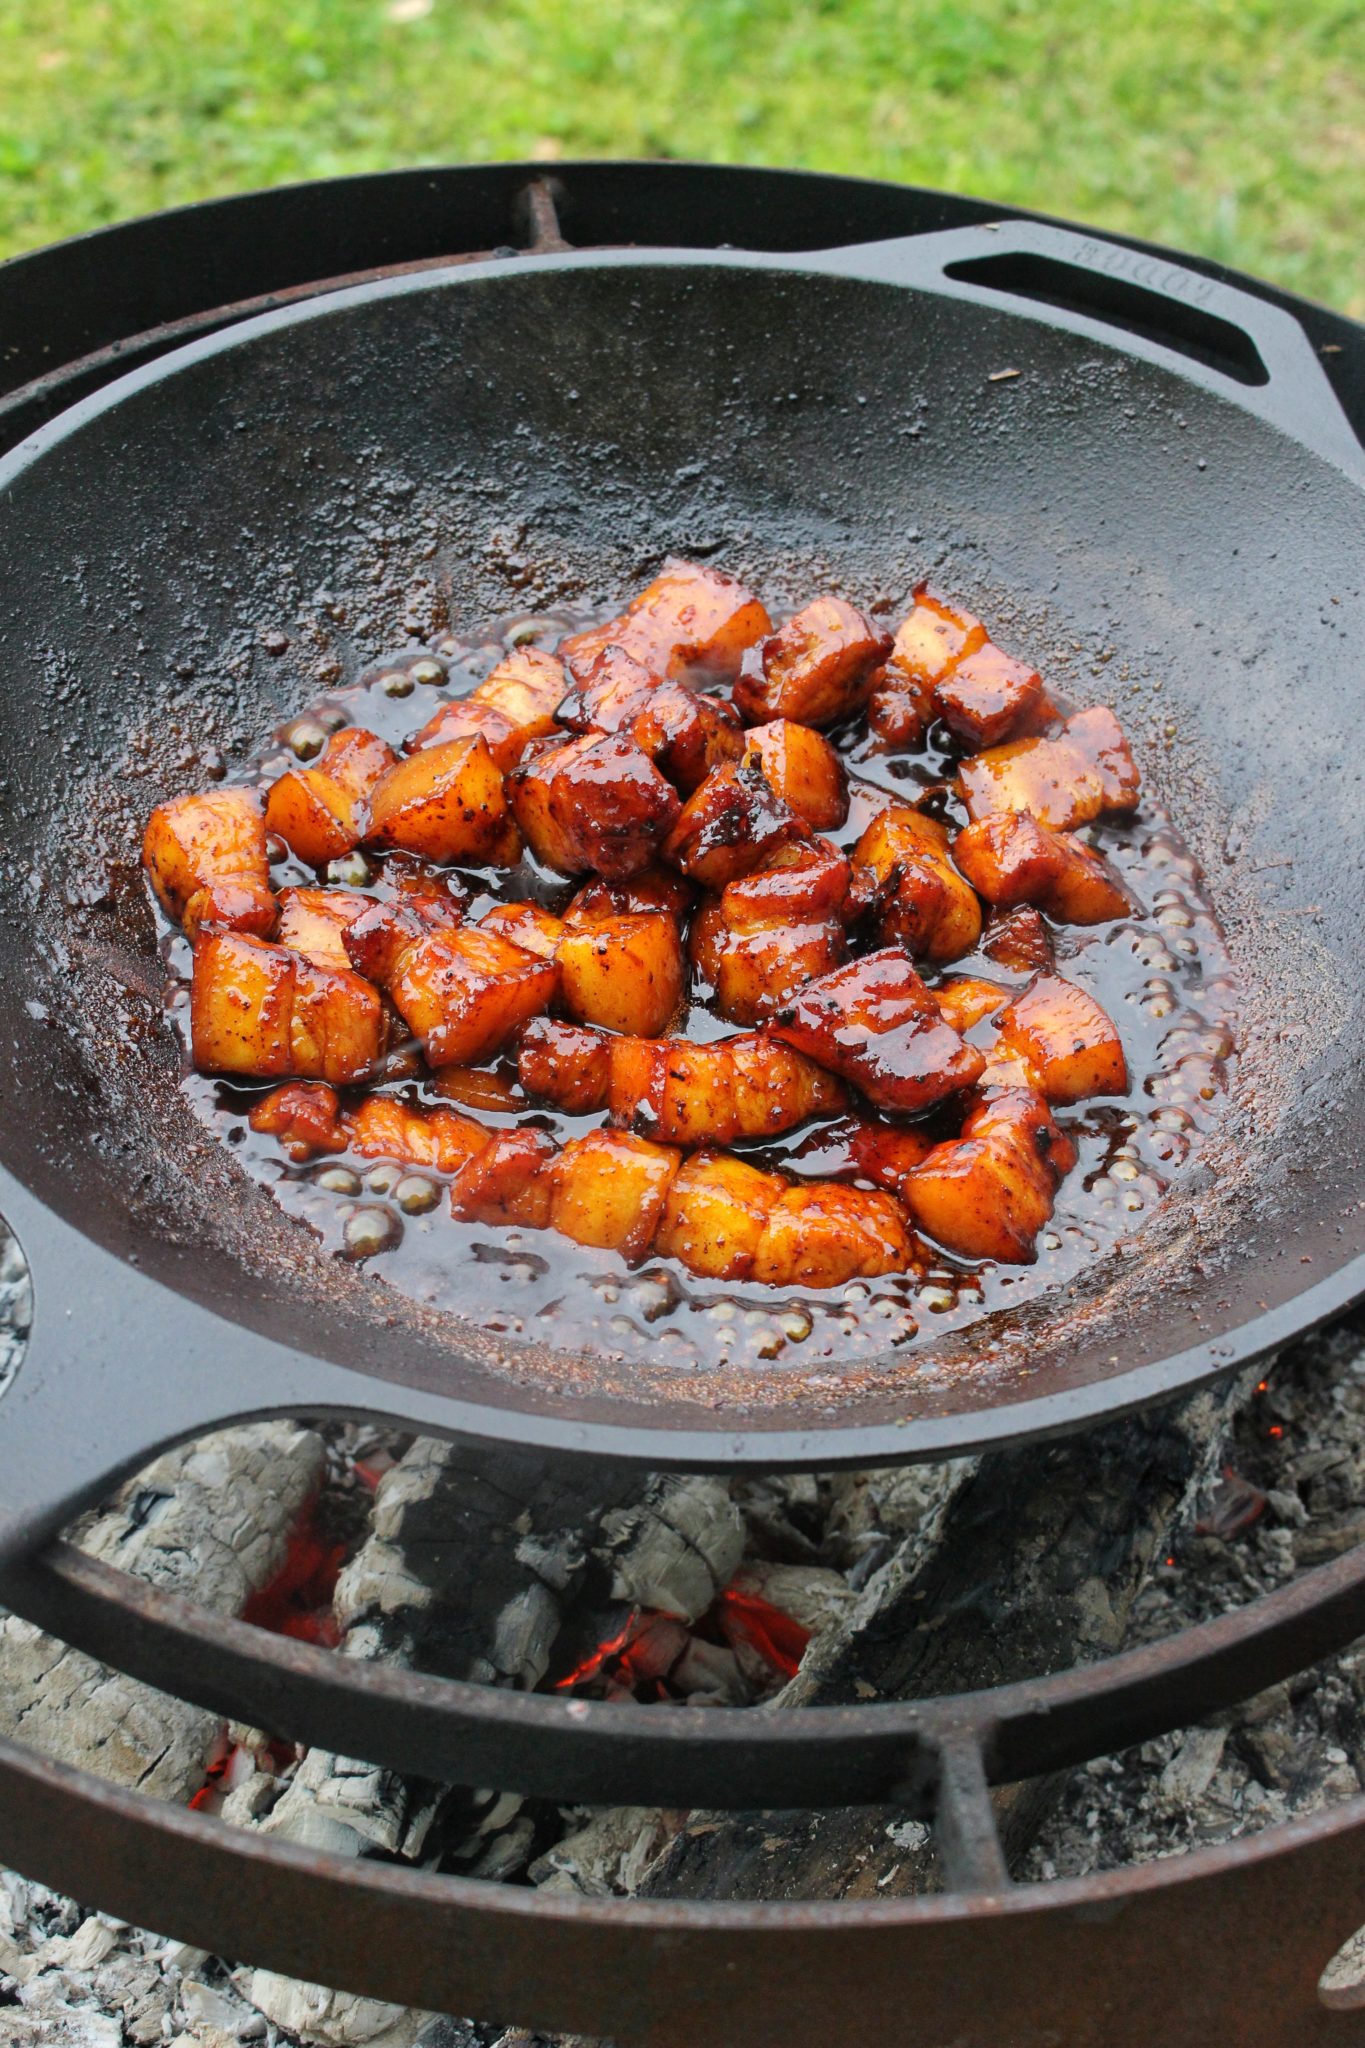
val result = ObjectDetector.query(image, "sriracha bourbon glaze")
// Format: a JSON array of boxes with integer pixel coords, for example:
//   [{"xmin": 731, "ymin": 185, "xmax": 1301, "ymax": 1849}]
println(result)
[{"xmin": 152, "ymin": 589, "xmax": 1237, "ymax": 1382}]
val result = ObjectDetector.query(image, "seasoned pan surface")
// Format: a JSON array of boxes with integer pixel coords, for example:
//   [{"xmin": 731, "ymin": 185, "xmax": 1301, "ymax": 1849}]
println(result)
[{"xmin": 0, "ymin": 230, "xmax": 1362, "ymax": 1501}]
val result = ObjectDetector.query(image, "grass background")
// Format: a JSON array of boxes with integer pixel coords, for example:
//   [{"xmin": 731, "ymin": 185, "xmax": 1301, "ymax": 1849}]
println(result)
[{"xmin": 0, "ymin": 0, "xmax": 1359, "ymax": 314}]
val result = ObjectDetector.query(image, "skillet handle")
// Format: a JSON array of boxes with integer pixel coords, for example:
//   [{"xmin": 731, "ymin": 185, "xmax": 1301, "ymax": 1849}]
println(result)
[
  {"xmin": 0, "ymin": 1162, "xmax": 422, "ymax": 1575},
  {"xmin": 803, "ymin": 218, "xmax": 1364, "ymax": 482}
]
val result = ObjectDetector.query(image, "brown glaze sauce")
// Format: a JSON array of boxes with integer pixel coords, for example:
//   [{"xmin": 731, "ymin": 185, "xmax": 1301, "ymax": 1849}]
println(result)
[{"xmin": 156, "ymin": 603, "xmax": 1238, "ymax": 1380}]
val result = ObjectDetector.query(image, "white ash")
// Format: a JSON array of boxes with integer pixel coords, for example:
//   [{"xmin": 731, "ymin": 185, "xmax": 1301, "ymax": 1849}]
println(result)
[
  {"xmin": 0, "ymin": 1418, "xmax": 325, "ymax": 1797},
  {"xmin": 6, "ymin": 1178, "xmax": 1365, "ymax": 2046},
  {"xmin": 1025, "ymin": 1310, "xmax": 1365, "ymax": 2002},
  {"xmin": 598, "ymin": 1476, "xmax": 744, "ymax": 1623}
]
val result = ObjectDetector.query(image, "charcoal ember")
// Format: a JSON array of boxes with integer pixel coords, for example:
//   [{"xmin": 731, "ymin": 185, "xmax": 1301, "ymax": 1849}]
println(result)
[
  {"xmin": 596, "ymin": 1476, "xmax": 745, "ymax": 1623},
  {"xmin": 527, "ymin": 1806, "xmax": 679, "ymax": 1899},
  {"xmin": 0, "ymin": 1421, "xmax": 324, "ymax": 1797}
]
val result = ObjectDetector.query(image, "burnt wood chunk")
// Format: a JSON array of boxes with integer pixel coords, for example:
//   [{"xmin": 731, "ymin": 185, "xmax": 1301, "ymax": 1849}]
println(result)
[
  {"xmin": 905, "ymin": 1086, "xmax": 1078, "ymax": 1262},
  {"xmin": 996, "ymin": 974, "xmax": 1129, "ymax": 1104},
  {"xmin": 953, "ymin": 812, "xmax": 1132, "ymax": 924},
  {"xmin": 734, "ymin": 597, "xmax": 892, "ymax": 728},
  {"xmin": 661, "ymin": 759, "xmax": 806, "ymax": 890},
  {"xmin": 559, "ymin": 561, "xmax": 771, "ymax": 683},
  {"xmin": 548, "ymin": 1130, "xmax": 682, "ymax": 1260},
  {"xmin": 143, "ymin": 785, "xmax": 276, "ymax": 938},
  {"xmin": 852, "ymin": 805, "xmax": 983, "ymax": 963},
  {"xmin": 508, "ymin": 731, "xmax": 681, "ymax": 879},
  {"xmin": 960, "ymin": 707, "xmax": 1140, "ymax": 829},
  {"xmin": 769, "ymin": 947, "xmax": 986, "ymax": 1113},
  {"xmin": 365, "ymin": 734, "xmax": 520, "ymax": 864},
  {"xmin": 191, "ymin": 932, "xmax": 382, "ymax": 1085},
  {"xmin": 741, "ymin": 720, "xmax": 849, "ymax": 829},
  {"xmin": 557, "ymin": 912, "xmax": 686, "ymax": 1037},
  {"xmin": 265, "ymin": 727, "xmax": 397, "ymax": 867}
]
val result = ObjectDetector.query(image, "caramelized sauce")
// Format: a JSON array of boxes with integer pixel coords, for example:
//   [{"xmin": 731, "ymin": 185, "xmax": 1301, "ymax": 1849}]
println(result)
[{"xmin": 157, "ymin": 606, "xmax": 1238, "ymax": 1379}]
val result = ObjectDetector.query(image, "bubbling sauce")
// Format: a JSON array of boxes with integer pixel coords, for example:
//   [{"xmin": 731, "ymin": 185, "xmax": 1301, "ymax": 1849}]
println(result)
[{"xmin": 157, "ymin": 605, "xmax": 1237, "ymax": 1380}]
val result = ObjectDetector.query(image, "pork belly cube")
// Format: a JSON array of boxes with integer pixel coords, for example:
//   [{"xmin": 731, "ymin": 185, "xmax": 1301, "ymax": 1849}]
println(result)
[
  {"xmin": 633, "ymin": 683, "xmax": 745, "ymax": 795},
  {"xmin": 661, "ymin": 760, "xmax": 805, "ymax": 890},
  {"xmin": 934, "ymin": 976, "xmax": 1011, "ymax": 1035},
  {"xmin": 654, "ymin": 1150, "xmax": 785, "ymax": 1280},
  {"xmin": 366, "ymin": 735, "xmax": 520, "ymax": 865},
  {"xmin": 784, "ymin": 1114, "xmax": 935, "ymax": 1192},
  {"xmin": 852, "ymin": 805, "xmax": 983, "ymax": 963},
  {"xmin": 472, "ymin": 645, "xmax": 567, "ymax": 737},
  {"xmin": 558, "ymin": 913, "xmax": 685, "ymax": 1037},
  {"xmin": 559, "ymin": 647, "xmax": 745, "ymax": 793},
  {"xmin": 548, "ymin": 1130, "xmax": 681, "ymax": 1261},
  {"xmin": 691, "ymin": 906, "xmax": 844, "ymax": 1026},
  {"xmin": 518, "ymin": 1016, "xmax": 614, "ymax": 1113},
  {"xmin": 477, "ymin": 901, "xmax": 566, "ymax": 961},
  {"xmin": 191, "ymin": 933, "xmax": 381, "ymax": 1085},
  {"xmin": 556, "ymin": 643, "xmax": 663, "ymax": 731},
  {"xmin": 143, "ymin": 786, "xmax": 276, "ymax": 938},
  {"xmin": 734, "ymin": 598, "xmax": 892, "ymax": 728},
  {"xmin": 429, "ymin": 1066, "xmax": 524, "ymax": 1113},
  {"xmin": 741, "ymin": 720, "xmax": 848, "ymax": 830},
  {"xmin": 341, "ymin": 892, "xmax": 462, "ymax": 987},
  {"xmin": 607, "ymin": 1034, "xmax": 845, "ymax": 1146},
  {"xmin": 565, "ymin": 865, "xmax": 696, "ymax": 926},
  {"xmin": 886, "ymin": 585, "xmax": 986, "ymax": 689},
  {"xmin": 276, "ymin": 887, "xmax": 371, "ymax": 971},
  {"xmin": 450, "ymin": 1127, "xmax": 557, "ymax": 1229},
  {"xmin": 380, "ymin": 925, "xmax": 559, "ymax": 1068},
  {"xmin": 1041, "ymin": 836, "xmax": 1133, "ymax": 925},
  {"xmin": 721, "ymin": 838, "xmax": 850, "ymax": 926},
  {"xmin": 866, "ymin": 678, "xmax": 933, "ymax": 753},
  {"xmin": 508, "ymin": 731, "xmax": 680, "ymax": 880},
  {"xmin": 952, "ymin": 813, "xmax": 1131, "ymax": 925},
  {"xmin": 750, "ymin": 1183, "xmax": 917, "ymax": 1288},
  {"xmin": 248, "ymin": 1081, "xmax": 347, "ymax": 1161},
  {"xmin": 959, "ymin": 707, "xmax": 1140, "ymax": 830},
  {"xmin": 905, "ymin": 1088, "xmax": 1078, "ymax": 1263},
  {"xmin": 996, "ymin": 975, "xmax": 1128, "ymax": 1104},
  {"xmin": 769, "ymin": 947, "xmax": 985, "ymax": 1114},
  {"xmin": 406, "ymin": 698, "xmax": 525, "ymax": 774},
  {"xmin": 981, "ymin": 905, "xmax": 1056, "ymax": 974},
  {"xmin": 345, "ymin": 1095, "xmax": 491, "ymax": 1176},
  {"xmin": 559, "ymin": 562, "xmax": 771, "ymax": 683},
  {"xmin": 265, "ymin": 728, "xmax": 397, "ymax": 867},
  {"xmin": 935, "ymin": 643, "xmax": 1045, "ymax": 751}
]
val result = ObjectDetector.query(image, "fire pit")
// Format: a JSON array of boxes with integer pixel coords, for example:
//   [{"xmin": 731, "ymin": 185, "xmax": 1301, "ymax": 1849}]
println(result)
[{"xmin": 0, "ymin": 163, "xmax": 1363, "ymax": 2048}]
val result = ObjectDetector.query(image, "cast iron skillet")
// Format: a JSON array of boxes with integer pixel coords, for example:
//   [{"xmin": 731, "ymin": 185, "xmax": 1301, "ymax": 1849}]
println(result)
[{"xmin": 0, "ymin": 216, "xmax": 1362, "ymax": 1561}]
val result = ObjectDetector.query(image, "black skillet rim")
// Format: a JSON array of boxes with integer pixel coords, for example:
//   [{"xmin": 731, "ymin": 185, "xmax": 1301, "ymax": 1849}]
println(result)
[{"xmin": 0, "ymin": 226, "xmax": 1362, "ymax": 1513}]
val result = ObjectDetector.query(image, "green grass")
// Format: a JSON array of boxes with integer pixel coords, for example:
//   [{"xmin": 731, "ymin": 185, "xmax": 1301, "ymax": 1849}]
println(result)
[{"xmin": 0, "ymin": 0, "xmax": 1360, "ymax": 313}]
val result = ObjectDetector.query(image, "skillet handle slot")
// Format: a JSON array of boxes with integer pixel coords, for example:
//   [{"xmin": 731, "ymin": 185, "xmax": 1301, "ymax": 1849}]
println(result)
[
  {"xmin": 0, "ymin": 1162, "xmax": 422, "ymax": 1575},
  {"xmin": 803, "ymin": 218, "xmax": 1364, "ymax": 482}
]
